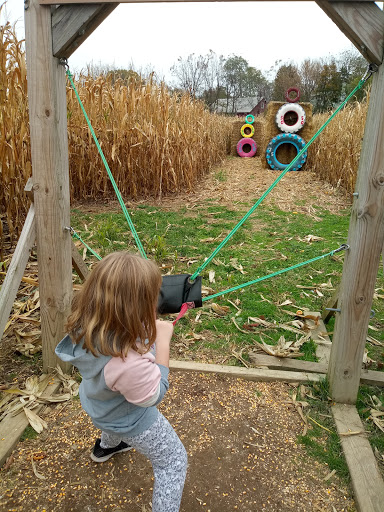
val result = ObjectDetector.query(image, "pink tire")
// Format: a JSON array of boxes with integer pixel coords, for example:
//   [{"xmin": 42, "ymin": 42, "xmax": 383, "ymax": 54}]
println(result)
[
  {"xmin": 237, "ymin": 138, "xmax": 257, "ymax": 158},
  {"xmin": 285, "ymin": 87, "xmax": 300, "ymax": 103}
]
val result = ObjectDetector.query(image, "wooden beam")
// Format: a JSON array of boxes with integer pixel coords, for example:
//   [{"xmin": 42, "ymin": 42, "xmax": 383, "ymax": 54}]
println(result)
[
  {"xmin": 39, "ymin": 0, "xmax": 377, "ymax": 3},
  {"xmin": 52, "ymin": 3, "xmax": 118, "ymax": 59},
  {"xmin": 71, "ymin": 240, "xmax": 89, "ymax": 281},
  {"xmin": 316, "ymin": 1, "xmax": 384, "ymax": 65},
  {"xmin": 248, "ymin": 353, "xmax": 384, "ymax": 387},
  {"xmin": 249, "ymin": 353, "xmax": 328, "ymax": 374},
  {"xmin": 322, "ymin": 284, "xmax": 340, "ymax": 323},
  {"xmin": 25, "ymin": 0, "xmax": 72, "ymax": 372},
  {"xmin": 328, "ymin": 62, "xmax": 384, "ymax": 404},
  {"xmin": 332, "ymin": 404, "xmax": 384, "ymax": 512},
  {"xmin": 0, "ymin": 205, "xmax": 36, "ymax": 342},
  {"xmin": 169, "ymin": 360, "xmax": 324, "ymax": 384}
]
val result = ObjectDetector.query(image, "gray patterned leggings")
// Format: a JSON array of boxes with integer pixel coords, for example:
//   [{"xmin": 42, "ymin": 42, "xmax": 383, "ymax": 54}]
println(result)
[{"xmin": 101, "ymin": 413, "xmax": 187, "ymax": 512}]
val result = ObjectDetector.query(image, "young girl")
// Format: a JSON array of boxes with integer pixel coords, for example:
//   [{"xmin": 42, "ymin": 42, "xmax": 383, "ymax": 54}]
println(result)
[{"xmin": 55, "ymin": 252, "xmax": 187, "ymax": 512}]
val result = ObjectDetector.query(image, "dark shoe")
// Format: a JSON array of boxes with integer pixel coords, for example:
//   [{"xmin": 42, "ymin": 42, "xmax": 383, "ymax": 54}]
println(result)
[{"xmin": 91, "ymin": 438, "xmax": 132, "ymax": 462}]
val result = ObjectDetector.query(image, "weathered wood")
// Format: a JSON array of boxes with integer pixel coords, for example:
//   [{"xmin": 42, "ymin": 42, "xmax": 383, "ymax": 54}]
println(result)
[
  {"xmin": 332, "ymin": 403, "xmax": 384, "ymax": 512},
  {"xmin": 0, "ymin": 205, "xmax": 36, "ymax": 342},
  {"xmin": 328, "ymin": 61, "xmax": 384, "ymax": 404},
  {"xmin": 322, "ymin": 284, "xmax": 340, "ymax": 323},
  {"xmin": 24, "ymin": 177, "xmax": 34, "ymax": 203},
  {"xmin": 249, "ymin": 353, "xmax": 328, "ymax": 374},
  {"xmin": 52, "ymin": 3, "xmax": 118, "ymax": 59},
  {"xmin": 248, "ymin": 353, "xmax": 384, "ymax": 387},
  {"xmin": 307, "ymin": 313, "xmax": 332, "ymax": 365},
  {"xmin": 360, "ymin": 368, "xmax": 384, "ymax": 387},
  {"xmin": 169, "ymin": 360, "xmax": 324, "ymax": 383},
  {"xmin": 25, "ymin": 0, "xmax": 72, "ymax": 372},
  {"xmin": 317, "ymin": 1, "xmax": 384, "ymax": 65},
  {"xmin": 0, "ymin": 379, "xmax": 61, "ymax": 468},
  {"xmin": 71, "ymin": 240, "xmax": 89, "ymax": 281},
  {"xmin": 39, "ymin": 0, "xmax": 377, "ymax": 3}
]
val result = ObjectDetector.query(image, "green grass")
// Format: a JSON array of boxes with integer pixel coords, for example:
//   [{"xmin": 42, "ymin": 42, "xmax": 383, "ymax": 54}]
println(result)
[
  {"xmin": 296, "ymin": 379, "xmax": 351, "ymax": 483},
  {"xmin": 20, "ymin": 426, "xmax": 39, "ymax": 442},
  {"xmin": 70, "ymin": 200, "xmax": 384, "ymax": 363}
]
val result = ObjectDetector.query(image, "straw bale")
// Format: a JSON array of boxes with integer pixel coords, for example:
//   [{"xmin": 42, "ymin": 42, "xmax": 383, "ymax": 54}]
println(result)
[
  {"xmin": 263, "ymin": 101, "xmax": 313, "ymax": 169},
  {"xmin": 230, "ymin": 118, "xmax": 265, "ymax": 157}
]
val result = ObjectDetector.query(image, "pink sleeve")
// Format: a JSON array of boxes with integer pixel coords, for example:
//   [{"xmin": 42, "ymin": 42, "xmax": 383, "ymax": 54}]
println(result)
[{"xmin": 104, "ymin": 350, "xmax": 161, "ymax": 405}]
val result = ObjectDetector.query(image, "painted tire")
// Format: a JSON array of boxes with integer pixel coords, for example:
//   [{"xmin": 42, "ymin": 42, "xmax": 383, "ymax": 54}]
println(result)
[
  {"xmin": 265, "ymin": 133, "xmax": 307, "ymax": 171},
  {"xmin": 237, "ymin": 138, "xmax": 257, "ymax": 158},
  {"xmin": 245, "ymin": 114, "xmax": 255, "ymax": 124},
  {"xmin": 285, "ymin": 87, "xmax": 300, "ymax": 103},
  {"xmin": 275, "ymin": 103, "xmax": 306, "ymax": 133},
  {"xmin": 240, "ymin": 123, "xmax": 255, "ymax": 138}
]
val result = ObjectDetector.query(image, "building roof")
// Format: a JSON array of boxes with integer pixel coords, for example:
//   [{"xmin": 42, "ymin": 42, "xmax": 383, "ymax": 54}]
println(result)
[{"xmin": 216, "ymin": 96, "xmax": 261, "ymax": 114}]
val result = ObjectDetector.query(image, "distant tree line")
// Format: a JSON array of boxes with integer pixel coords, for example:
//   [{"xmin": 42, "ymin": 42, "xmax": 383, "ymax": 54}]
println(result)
[{"xmin": 169, "ymin": 49, "xmax": 368, "ymax": 113}]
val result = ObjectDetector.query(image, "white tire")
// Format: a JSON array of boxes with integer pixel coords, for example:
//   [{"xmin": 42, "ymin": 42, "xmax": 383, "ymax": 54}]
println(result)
[{"xmin": 275, "ymin": 103, "xmax": 306, "ymax": 133}]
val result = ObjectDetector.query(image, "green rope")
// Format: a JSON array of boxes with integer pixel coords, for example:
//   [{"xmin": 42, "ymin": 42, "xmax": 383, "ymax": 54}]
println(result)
[
  {"xmin": 202, "ymin": 245, "xmax": 345, "ymax": 302},
  {"xmin": 66, "ymin": 69, "xmax": 147, "ymax": 260},
  {"xmin": 71, "ymin": 229, "xmax": 102, "ymax": 261},
  {"xmin": 191, "ymin": 71, "xmax": 372, "ymax": 281}
]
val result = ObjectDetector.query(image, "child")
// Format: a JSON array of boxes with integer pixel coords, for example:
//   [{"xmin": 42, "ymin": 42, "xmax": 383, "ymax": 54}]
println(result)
[{"xmin": 55, "ymin": 252, "xmax": 187, "ymax": 512}]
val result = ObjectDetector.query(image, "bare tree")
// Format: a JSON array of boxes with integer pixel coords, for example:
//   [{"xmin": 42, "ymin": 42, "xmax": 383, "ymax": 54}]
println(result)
[
  {"xmin": 299, "ymin": 59, "xmax": 322, "ymax": 102},
  {"xmin": 170, "ymin": 53, "xmax": 210, "ymax": 99}
]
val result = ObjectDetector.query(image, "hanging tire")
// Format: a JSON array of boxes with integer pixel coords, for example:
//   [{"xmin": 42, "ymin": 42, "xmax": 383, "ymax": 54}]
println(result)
[
  {"xmin": 285, "ymin": 87, "xmax": 300, "ymax": 103},
  {"xmin": 240, "ymin": 123, "xmax": 255, "ymax": 138},
  {"xmin": 237, "ymin": 138, "xmax": 257, "ymax": 158},
  {"xmin": 245, "ymin": 114, "xmax": 255, "ymax": 124},
  {"xmin": 275, "ymin": 103, "xmax": 306, "ymax": 133},
  {"xmin": 265, "ymin": 133, "xmax": 307, "ymax": 171}
]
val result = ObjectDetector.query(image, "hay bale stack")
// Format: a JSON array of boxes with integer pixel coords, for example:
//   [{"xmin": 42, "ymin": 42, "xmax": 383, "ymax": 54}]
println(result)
[
  {"xmin": 230, "ymin": 117, "xmax": 265, "ymax": 157},
  {"xmin": 263, "ymin": 101, "xmax": 313, "ymax": 168}
]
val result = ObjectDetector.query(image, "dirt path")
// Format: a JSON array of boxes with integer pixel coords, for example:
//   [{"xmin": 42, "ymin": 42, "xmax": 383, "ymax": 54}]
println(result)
[
  {"xmin": 0, "ymin": 372, "xmax": 354, "ymax": 512},
  {"xmin": 75, "ymin": 156, "xmax": 349, "ymax": 215}
]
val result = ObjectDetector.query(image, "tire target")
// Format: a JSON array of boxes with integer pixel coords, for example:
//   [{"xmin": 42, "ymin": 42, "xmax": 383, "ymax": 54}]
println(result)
[
  {"xmin": 237, "ymin": 138, "xmax": 257, "ymax": 158},
  {"xmin": 245, "ymin": 114, "xmax": 255, "ymax": 124},
  {"xmin": 275, "ymin": 103, "xmax": 306, "ymax": 133},
  {"xmin": 285, "ymin": 87, "xmax": 300, "ymax": 103},
  {"xmin": 240, "ymin": 123, "xmax": 255, "ymax": 138},
  {"xmin": 265, "ymin": 133, "xmax": 307, "ymax": 171}
]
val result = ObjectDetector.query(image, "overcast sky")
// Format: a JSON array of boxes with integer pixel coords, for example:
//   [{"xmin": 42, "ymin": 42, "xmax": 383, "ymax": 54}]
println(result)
[{"xmin": 6, "ymin": 1, "xmax": 380, "ymax": 82}]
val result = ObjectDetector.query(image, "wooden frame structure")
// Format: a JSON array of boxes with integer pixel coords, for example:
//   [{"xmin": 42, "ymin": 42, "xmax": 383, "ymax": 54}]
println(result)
[
  {"xmin": 1, "ymin": 1, "xmax": 384, "ymax": 507},
  {"xmin": 16, "ymin": 0, "xmax": 383, "ymax": 402}
]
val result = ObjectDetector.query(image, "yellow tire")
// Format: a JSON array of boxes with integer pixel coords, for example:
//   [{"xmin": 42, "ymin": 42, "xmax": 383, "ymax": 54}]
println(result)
[{"xmin": 240, "ymin": 124, "xmax": 255, "ymax": 138}]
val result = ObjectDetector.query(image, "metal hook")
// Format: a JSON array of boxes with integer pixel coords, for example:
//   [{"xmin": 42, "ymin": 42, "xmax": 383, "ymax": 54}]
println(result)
[{"xmin": 59, "ymin": 58, "xmax": 69, "ymax": 72}]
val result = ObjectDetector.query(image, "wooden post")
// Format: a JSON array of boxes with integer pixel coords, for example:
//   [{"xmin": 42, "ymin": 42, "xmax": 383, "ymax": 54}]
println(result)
[
  {"xmin": 24, "ymin": 0, "xmax": 72, "ymax": 372},
  {"xmin": 328, "ymin": 63, "xmax": 384, "ymax": 403}
]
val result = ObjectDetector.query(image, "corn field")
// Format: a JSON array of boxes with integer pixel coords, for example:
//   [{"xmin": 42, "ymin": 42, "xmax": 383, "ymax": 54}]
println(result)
[
  {"xmin": 0, "ymin": 12, "xmax": 371, "ymax": 257},
  {"xmin": 0, "ymin": 13, "xmax": 30, "ymax": 255},
  {"xmin": 0, "ymin": 19, "xmax": 232, "ymax": 255},
  {"xmin": 66, "ymin": 75, "xmax": 232, "ymax": 200},
  {"xmin": 307, "ymin": 93, "xmax": 369, "ymax": 194}
]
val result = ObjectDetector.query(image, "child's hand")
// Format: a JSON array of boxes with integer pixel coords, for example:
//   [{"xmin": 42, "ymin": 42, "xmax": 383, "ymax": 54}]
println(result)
[{"xmin": 155, "ymin": 319, "xmax": 174, "ymax": 345}]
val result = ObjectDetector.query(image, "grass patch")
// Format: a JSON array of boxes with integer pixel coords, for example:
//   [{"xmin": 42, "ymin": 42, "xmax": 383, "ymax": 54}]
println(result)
[
  {"xmin": 70, "ymin": 200, "xmax": 384, "ymax": 365},
  {"xmin": 297, "ymin": 380, "xmax": 350, "ymax": 483},
  {"xmin": 20, "ymin": 426, "xmax": 39, "ymax": 442}
]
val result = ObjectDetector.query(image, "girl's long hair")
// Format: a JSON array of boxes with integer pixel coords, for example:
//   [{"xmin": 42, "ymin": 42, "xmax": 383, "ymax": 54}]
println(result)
[{"xmin": 66, "ymin": 252, "xmax": 162, "ymax": 357}]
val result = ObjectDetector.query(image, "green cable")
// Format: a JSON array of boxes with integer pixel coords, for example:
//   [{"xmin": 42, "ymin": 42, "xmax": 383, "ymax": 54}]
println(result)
[
  {"xmin": 191, "ymin": 73, "xmax": 371, "ymax": 281},
  {"xmin": 66, "ymin": 69, "xmax": 147, "ymax": 260},
  {"xmin": 71, "ymin": 229, "xmax": 102, "ymax": 261},
  {"xmin": 202, "ymin": 246, "xmax": 344, "ymax": 302}
]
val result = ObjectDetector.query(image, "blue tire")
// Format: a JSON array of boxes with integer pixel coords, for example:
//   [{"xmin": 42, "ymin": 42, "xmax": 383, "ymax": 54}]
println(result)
[{"xmin": 265, "ymin": 133, "xmax": 307, "ymax": 171}]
